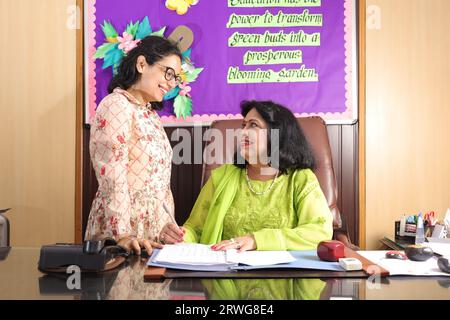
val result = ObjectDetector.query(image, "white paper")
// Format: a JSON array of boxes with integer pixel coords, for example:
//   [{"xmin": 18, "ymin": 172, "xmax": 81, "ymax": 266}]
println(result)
[
  {"xmin": 154, "ymin": 244, "xmax": 229, "ymax": 266},
  {"xmin": 225, "ymin": 249, "xmax": 297, "ymax": 266},
  {"xmin": 154, "ymin": 243, "xmax": 296, "ymax": 267},
  {"xmin": 423, "ymin": 241, "xmax": 450, "ymax": 257},
  {"xmin": 358, "ymin": 250, "xmax": 450, "ymax": 277}
]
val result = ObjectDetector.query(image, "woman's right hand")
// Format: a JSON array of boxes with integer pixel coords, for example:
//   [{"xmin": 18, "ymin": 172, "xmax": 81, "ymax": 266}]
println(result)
[
  {"xmin": 159, "ymin": 223, "xmax": 185, "ymax": 244},
  {"xmin": 117, "ymin": 236, "xmax": 163, "ymax": 256}
]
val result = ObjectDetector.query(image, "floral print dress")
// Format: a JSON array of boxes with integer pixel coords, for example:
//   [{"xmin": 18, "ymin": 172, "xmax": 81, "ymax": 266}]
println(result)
[{"xmin": 85, "ymin": 88, "xmax": 174, "ymax": 242}]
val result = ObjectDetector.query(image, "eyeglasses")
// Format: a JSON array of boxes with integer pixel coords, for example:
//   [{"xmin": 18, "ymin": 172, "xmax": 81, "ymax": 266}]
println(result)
[{"xmin": 156, "ymin": 63, "xmax": 182, "ymax": 86}]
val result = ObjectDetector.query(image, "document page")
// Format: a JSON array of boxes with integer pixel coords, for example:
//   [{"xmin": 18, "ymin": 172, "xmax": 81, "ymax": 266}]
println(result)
[
  {"xmin": 226, "ymin": 249, "xmax": 296, "ymax": 266},
  {"xmin": 153, "ymin": 244, "xmax": 230, "ymax": 266}
]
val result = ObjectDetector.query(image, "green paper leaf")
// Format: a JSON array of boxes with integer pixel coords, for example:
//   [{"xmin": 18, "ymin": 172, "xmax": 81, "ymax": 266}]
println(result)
[
  {"xmin": 125, "ymin": 21, "xmax": 140, "ymax": 37},
  {"xmin": 164, "ymin": 86, "xmax": 181, "ymax": 101},
  {"xmin": 151, "ymin": 27, "xmax": 166, "ymax": 37},
  {"xmin": 182, "ymin": 48, "xmax": 191, "ymax": 60},
  {"xmin": 185, "ymin": 68, "xmax": 204, "ymax": 83},
  {"xmin": 173, "ymin": 95, "xmax": 193, "ymax": 119},
  {"xmin": 93, "ymin": 42, "xmax": 116, "ymax": 60},
  {"xmin": 102, "ymin": 45, "xmax": 124, "ymax": 70},
  {"xmin": 101, "ymin": 21, "xmax": 118, "ymax": 39},
  {"xmin": 136, "ymin": 16, "xmax": 152, "ymax": 40}
]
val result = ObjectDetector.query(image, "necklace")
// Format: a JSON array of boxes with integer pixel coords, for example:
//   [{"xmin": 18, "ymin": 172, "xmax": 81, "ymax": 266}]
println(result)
[{"xmin": 245, "ymin": 167, "xmax": 279, "ymax": 196}]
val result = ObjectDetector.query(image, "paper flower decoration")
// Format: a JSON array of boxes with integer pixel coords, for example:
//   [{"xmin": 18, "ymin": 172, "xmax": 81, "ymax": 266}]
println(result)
[
  {"xmin": 94, "ymin": 17, "xmax": 166, "ymax": 75},
  {"xmin": 179, "ymin": 82, "xmax": 192, "ymax": 98},
  {"xmin": 163, "ymin": 48, "xmax": 203, "ymax": 119},
  {"xmin": 165, "ymin": 0, "xmax": 199, "ymax": 15},
  {"xmin": 93, "ymin": 17, "xmax": 204, "ymax": 119},
  {"xmin": 117, "ymin": 32, "xmax": 141, "ymax": 53}
]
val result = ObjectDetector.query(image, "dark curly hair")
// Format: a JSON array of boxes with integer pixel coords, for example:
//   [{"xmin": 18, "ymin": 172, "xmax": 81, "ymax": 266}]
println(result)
[
  {"xmin": 108, "ymin": 35, "xmax": 182, "ymax": 110},
  {"xmin": 234, "ymin": 100, "xmax": 316, "ymax": 174}
]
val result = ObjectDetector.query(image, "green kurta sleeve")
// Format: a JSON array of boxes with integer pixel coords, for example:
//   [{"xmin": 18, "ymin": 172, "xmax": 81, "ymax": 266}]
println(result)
[
  {"xmin": 182, "ymin": 177, "xmax": 215, "ymax": 243},
  {"xmin": 252, "ymin": 171, "xmax": 333, "ymax": 251}
]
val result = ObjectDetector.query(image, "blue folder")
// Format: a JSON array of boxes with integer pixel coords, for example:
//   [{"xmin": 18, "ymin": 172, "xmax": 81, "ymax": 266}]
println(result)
[{"xmin": 147, "ymin": 249, "xmax": 345, "ymax": 272}]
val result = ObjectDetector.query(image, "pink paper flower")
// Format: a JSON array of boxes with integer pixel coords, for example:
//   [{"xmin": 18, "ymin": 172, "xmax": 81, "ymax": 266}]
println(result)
[
  {"xmin": 179, "ymin": 82, "xmax": 192, "ymax": 98},
  {"xmin": 117, "ymin": 32, "xmax": 141, "ymax": 54}
]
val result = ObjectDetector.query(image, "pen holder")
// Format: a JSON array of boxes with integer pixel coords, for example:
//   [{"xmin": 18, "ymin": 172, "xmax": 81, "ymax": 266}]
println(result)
[
  {"xmin": 425, "ymin": 226, "xmax": 435, "ymax": 238},
  {"xmin": 395, "ymin": 221, "xmax": 435, "ymax": 240}
]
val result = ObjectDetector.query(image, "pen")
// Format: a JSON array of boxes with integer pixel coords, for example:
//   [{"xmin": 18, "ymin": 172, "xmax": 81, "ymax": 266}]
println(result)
[
  {"xmin": 162, "ymin": 203, "xmax": 184, "ymax": 242},
  {"xmin": 162, "ymin": 202, "xmax": 178, "ymax": 226}
]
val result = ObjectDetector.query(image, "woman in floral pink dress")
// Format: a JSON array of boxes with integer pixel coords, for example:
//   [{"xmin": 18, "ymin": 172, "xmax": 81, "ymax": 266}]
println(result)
[{"xmin": 85, "ymin": 36, "xmax": 185, "ymax": 255}]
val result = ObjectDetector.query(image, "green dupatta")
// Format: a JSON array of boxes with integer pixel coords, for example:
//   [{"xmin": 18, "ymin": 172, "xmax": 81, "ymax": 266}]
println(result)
[{"xmin": 199, "ymin": 165, "xmax": 241, "ymax": 244}]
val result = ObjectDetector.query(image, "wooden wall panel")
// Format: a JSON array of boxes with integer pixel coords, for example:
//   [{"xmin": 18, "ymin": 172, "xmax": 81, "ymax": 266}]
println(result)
[
  {"xmin": 327, "ymin": 125, "xmax": 359, "ymax": 245},
  {"xmin": 365, "ymin": 0, "xmax": 450, "ymax": 249},
  {"xmin": 0, "ymin": 0, "xmax": 77, "ymax": 246},
  {"xmin": 341, "ymin": 124, "xmax": 359, "ymax": 244},
  {"xmin": 165, "ymin": 127, "xmax": 209, "ymax": 225}
]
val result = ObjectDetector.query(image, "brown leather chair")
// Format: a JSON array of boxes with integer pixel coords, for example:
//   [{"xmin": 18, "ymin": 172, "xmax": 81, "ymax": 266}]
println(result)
[{"xmin": 201, "ymin": 116, "xmax": 358, "ymax": 249}]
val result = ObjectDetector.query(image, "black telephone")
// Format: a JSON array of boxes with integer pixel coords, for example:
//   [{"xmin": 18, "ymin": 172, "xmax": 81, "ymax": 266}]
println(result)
[{"xmin": 38, "ymin": 238, "xmax": 129, "ymax": 273}]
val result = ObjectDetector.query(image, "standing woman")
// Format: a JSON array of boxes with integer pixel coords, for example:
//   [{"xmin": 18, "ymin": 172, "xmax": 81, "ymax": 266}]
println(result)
[{"xmin": 85, "ymin": 36, "xmax": 184, "ymax": 255}]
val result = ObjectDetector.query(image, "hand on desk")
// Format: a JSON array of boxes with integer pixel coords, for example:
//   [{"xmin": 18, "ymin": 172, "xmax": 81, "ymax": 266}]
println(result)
[
  {"xmin": 159, "ymin": 222, "xmax": 185, "ymax": 244},
  {"xmin": 117, "ymin": 236, "xmax": 163, "ymax": 256},
  {"xmin": 212, "ymin": 235, "xmax": 256, "ymax": 253}
]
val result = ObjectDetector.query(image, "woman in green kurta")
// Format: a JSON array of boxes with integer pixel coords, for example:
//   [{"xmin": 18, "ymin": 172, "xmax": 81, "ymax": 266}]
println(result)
[{"xmin": 159, "ymin": 100, "xmax": 333, "ymax": 251}]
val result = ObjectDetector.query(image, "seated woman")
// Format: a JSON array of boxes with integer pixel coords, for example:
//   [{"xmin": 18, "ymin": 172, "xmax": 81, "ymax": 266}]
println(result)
[{"xmin": 160, "ymin": 100, "xmax": 333, "ymax": 251}]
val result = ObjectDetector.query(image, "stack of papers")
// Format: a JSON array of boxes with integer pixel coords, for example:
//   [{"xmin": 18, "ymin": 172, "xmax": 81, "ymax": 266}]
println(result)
[
  {"xmin": 152, "ymin": 243, "xmax": 296, "ymax": 267},
  {"xmin": 148, "ymin": 244, "xmax": 345, "ymax": 272}
]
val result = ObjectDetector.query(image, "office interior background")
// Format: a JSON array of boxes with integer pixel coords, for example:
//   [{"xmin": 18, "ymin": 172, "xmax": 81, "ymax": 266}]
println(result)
[{"xmin": 0, "ymin": 0, "xmax": 449, "ymax": 251}]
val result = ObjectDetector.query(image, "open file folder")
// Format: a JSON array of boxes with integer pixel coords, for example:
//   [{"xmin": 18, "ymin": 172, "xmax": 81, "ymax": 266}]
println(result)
[{"xmin": 147, "ymin": 244, "xmax": 345, "ymax": 272}]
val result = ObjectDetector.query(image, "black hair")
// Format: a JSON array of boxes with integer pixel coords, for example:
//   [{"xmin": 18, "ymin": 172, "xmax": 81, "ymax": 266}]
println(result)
[
  {"xmin": 108, "ymin": 35, "xmax": 182, "ymax": 110},
  {"xmin": 234, "ymin": 100, "xmax": 316, "ymax": 174}
]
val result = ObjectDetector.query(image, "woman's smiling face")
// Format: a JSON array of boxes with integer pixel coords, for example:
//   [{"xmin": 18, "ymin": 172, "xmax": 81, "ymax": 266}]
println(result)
[
  {"xmin": 136, "ymin": 54, "xmax": 182, "ymax": 102},
  {"xmin": 240, "ymin": 108, "xmax": 270, "ymax": 165}
]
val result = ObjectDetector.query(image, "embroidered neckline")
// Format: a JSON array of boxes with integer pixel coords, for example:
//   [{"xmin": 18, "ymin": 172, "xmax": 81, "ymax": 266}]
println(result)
[{"xmin": 113, "ymin": 88, "xmax": 153, "ymax": 110}]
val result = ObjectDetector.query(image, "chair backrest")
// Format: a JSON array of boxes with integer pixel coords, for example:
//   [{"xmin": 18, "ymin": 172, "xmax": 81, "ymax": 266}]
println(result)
[{"xmin": 201, "ymin": 116, "xmax": 343, "ymax": 229}]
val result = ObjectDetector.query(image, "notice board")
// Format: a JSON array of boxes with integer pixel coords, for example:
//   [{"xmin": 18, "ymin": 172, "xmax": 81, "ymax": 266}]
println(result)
[{"xmin": 85, "ymin": 0, "xmax": 358, "ymax": 125}]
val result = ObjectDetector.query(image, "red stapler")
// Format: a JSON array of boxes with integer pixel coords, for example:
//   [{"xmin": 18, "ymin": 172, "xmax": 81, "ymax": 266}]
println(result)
[{"xmin": 317, "ymin": 240, "xmax": 345, "ymax": 262}]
